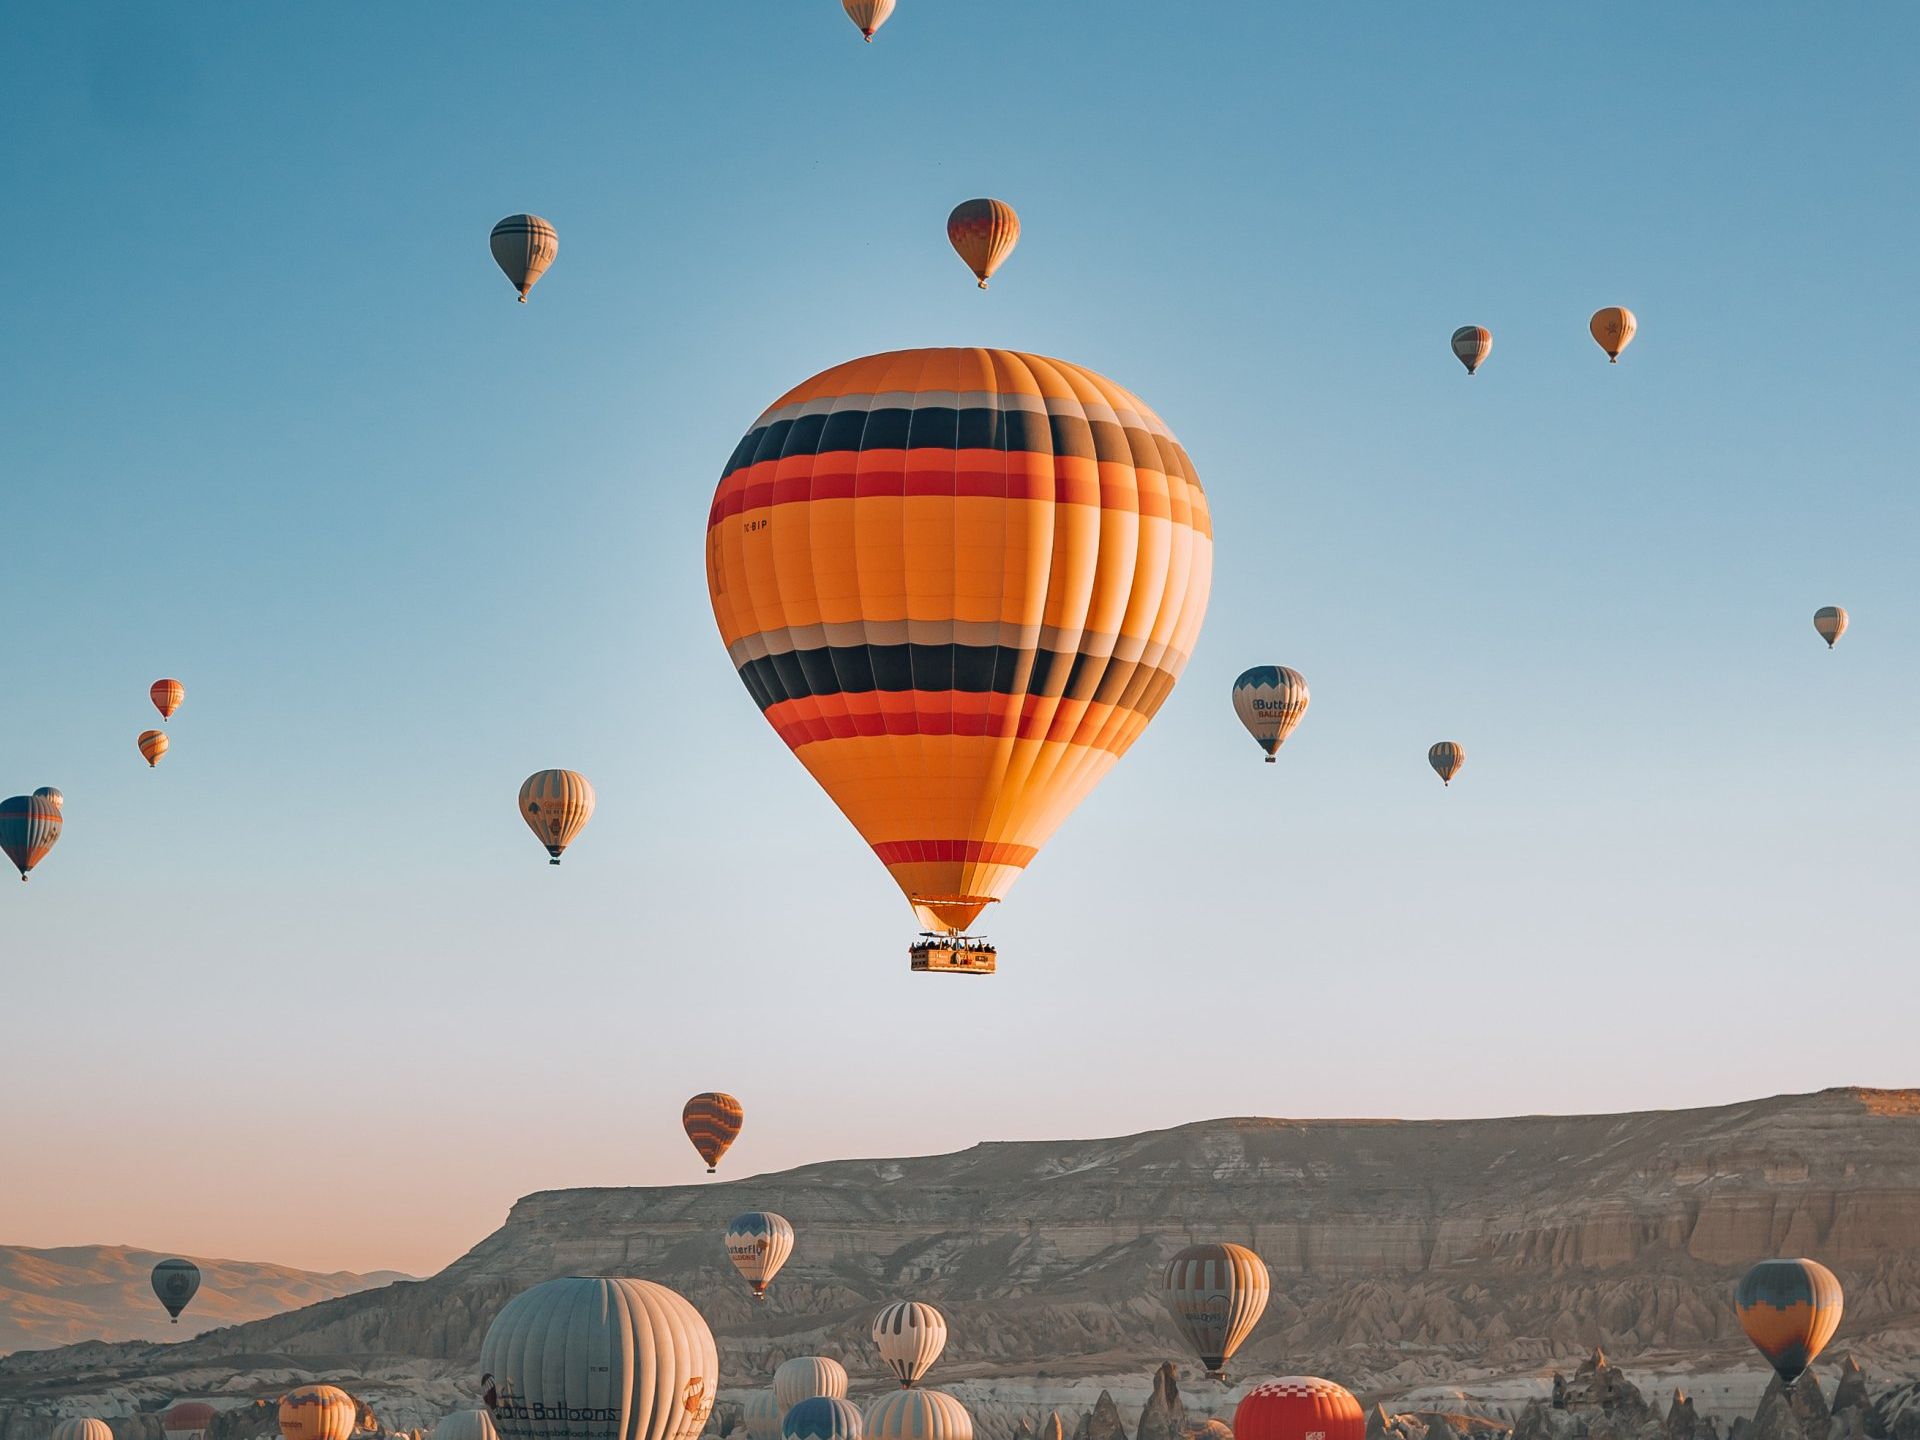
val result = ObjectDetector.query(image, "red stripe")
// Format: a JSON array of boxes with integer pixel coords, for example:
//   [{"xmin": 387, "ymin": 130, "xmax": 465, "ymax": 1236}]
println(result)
[
  {"xmin": 709, "ymin": 451, "xmax": 1162, "ymax": 524},
  {"xmin": 872, "ymin": 839, "xmax": 1037, "ymax": 866}
]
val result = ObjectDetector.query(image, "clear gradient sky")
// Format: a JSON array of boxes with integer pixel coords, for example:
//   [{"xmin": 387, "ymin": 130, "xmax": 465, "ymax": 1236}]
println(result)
[{"xmin": 2, "ymin": 3, "xmax": 1916, "ymax": 1278}]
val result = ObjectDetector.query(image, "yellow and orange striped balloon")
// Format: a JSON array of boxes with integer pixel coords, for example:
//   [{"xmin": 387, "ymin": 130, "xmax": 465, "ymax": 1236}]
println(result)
[
  {"xmin": 150, "ymin": 678, "xmax": 185, "ymax": 720},
  {"xmin": 706, "ymin": 348, "xmax": 1212, "ymax": 939},
  {"xmin": 682, "ymin": 1091, "xmax": 744, "ymax": 1172},
  {"xmin": 279, "ymin": 1387, "xmax": 358, "ymax": 1440},
  {"xmin": 946, "ymin": 200, "xmax": 1020, "ymax": 289},
  {"xmin": 138, "ymin": 730, "xmax": 169, "ymax": 768},
  {"xmin": 517, "ymin": 769, "xmax": 595, "ymax": 864}
]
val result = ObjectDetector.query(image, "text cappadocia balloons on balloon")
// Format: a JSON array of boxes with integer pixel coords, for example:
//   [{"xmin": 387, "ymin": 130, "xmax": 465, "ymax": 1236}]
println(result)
[
  {"xmin": 480, "ymin": 1277, "xmax": 718, "ymax": 1440},
  {"xmin": 705, "ymin": 348, "xmax": 1213, "ymax": 959}
]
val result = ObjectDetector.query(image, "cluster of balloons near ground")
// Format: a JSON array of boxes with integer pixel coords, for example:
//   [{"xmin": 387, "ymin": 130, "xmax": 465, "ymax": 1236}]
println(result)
[{"xmin": 71, "ymin": 1248, "xmax": 1843, "ymax": 1440}]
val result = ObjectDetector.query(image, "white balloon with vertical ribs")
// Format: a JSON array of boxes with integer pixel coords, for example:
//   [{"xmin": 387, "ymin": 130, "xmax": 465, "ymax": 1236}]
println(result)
[{"xmin": 871, "ymin": 1301, "xmax": 948, "ymax": 1386}]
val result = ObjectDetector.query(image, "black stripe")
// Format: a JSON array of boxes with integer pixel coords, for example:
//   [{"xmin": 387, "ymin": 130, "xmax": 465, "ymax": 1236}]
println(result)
[
  {"xmin": 721, "ymin": 407, "xmax": 1199, "ymax": 487},
  {"xmin": 735, "ymin": 643, "xmax": 1179, "ymax": 711}
]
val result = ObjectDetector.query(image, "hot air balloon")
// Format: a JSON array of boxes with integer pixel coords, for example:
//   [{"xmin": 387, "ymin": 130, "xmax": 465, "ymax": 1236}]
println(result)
[
  {"xmin": 1590, "ymin": 307, "xmax": 1637, "ymax": 363},
  {"xmin": 1233, "ymin": 1379, "xmax": 1364, "ymax": 1440},
  {"xmin": 1, "ymin": 793, "xmax": 61, "ymax": 881},
  {"xmin": 744, "ymin": 1393, "xmax": 784, "ymax": 1440},
  {"xmin": 705, "ymin": 349, "xmax": 1212, "ymax": 958},
  {"xmin": 431, "ymin": 1412, "xmax": 498, "ymax": 1440},
  {"xmin": 843, "ymin": 0, "xmax": 894, "ymax": 41},
  {"xmin": 151, "ymin": 679, "xmax": 185, "ymax": 720},
  {"xmin": 139, "ymin": 730, "xmax": 169, "ymax": 768},
  {"xmin": 773, "ymin": 1358, "xmax": 849, "ymax": 1415},
  {"xmin": 151, "ymin": 1258, "xmax": 200, "ymax": 1321},
  {"xmin": 518, "ymin": 770, "xmax": 595, "ymax": 864},
  {"xmin": 946, "ymin": 201, "xmax": 1019, "ymax": 290},
  {"xmin": 1232, "ymin": 668, "xmax": 1308, "ymax": 763},
  {"xmin": 162, "ymin": 1404, "xmax": 216, "ymax": 1440},
  {"xmin": 1162, "ymin": 1242, "xmax": 1270, "ymax": 1381},
  {"xmin": 1736, "ymin": 1258, "xmax": 1844, "ymax": 1387},
  {"xmin": 1428, "ymin": 742, "xmax": 1465, "ymax": 787},
  {"xmin": 725, "ymin": 1211, "xmax": 795, "ymax": 1301},
  {"xmin": 872, "ymin": 1302, "xmax": 947, "ymax": 1387},
  {"xmin": 52, "ymin": 1421, "xmax": 113, "ymax": 1440},
  {"xmin": 683, "ymin": 1092, "xmax": 744, "ymax": 1172},
  {"xmin": 481, "ymin": 1277, "xmax": 717, "ymax": 1440},
  {"xmin": 33, "ymin": 786, "xmax": 63, "ymax": 810},
  {"xmin": 783, "ymin": 1399, "xmax": 862, "ymax": 1440},
  {"xmin": 1814, "ymin": 607, "xmax": 1848, "ymax": 649},
  {"xmin": 490, "ymin": 215, "xmax": 558, "ymax": 303},
  {"xmin": 279, "ymin": 1387, "xmax": 358, "ymax": 1440},
  {"xmin": 864, "ymin": 1391, "xmax": 972, "ymax": 1440},
  {"xmin": 1450, "ymin": 326, "xmax": 1492, "ymax": 376}
]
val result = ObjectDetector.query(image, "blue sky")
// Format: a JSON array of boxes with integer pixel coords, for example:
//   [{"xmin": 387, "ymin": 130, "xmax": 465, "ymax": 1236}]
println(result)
[{"xmin": 2, "ymin": 3, "xmax": 1915, "ymax": 1274}]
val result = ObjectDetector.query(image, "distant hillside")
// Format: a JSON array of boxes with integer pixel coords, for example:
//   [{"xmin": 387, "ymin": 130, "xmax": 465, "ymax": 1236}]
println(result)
[
  {"xmin": 0, "ymin": 1246, "xmax": 410, "ymax": 1355},
  {"xmin": 5, "ymin": 1090, "xmax": 1920, "ymax": 1440}
]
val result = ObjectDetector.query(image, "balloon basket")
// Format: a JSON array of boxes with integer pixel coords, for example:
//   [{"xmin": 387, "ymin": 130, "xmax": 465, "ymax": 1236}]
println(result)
[{"xmin": 909, "ymin": 935, "xmax": 996, "ymax": 975}]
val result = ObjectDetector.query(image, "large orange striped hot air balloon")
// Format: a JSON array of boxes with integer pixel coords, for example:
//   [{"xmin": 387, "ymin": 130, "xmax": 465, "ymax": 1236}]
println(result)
[
  {"xmin": 705, "ymin": 349, "xmax": 1212, "ymax": 957},
  {"xmin": 946, "ymin": 201, "xmax": 1020, "ymax": 289},
  {"xmin": 1736, "ymin": 1258, "xmax": 1844, "ymax": 1387},
  {"xmin": 682, "ymin": 1092, "xmax": 744, "ymax": 1172},
  {"xmin": 843, "ymin": 0, "xmax": 895, "ymax": 42},
  {"xmin": 138, "ymin": 730, "xmax": 169, "ymax": 768},
  {"xmin": 517, "ymin": 770, "xmax": 595, "ymax": 864},
  {"xmin": 151, "ymin": 678, "xmax": 185, "ymax": 720}
]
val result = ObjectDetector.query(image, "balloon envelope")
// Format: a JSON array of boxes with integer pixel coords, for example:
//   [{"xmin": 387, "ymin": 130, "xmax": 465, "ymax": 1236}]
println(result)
[
  {"xmin": 783, "ymin": 1399, "xmax": 862, "ymax": 1440},
  {"xmin": 1234, "ymin": 1380, "xmax": 1364, "ymax": 1440},
  {"xmin": 773, "ymin": 1358, "xmax": 849, "ymax": 1415},
  {"xmin": 946, "ymin": 200, "xmax": 1020, "ymax": 288},
  {"xmin": 433, "ymin": 1412, "xmax": 499, "ymax": 1440},
  {"xmin": 490, "ymin": 215, "xmax": 558, "ymax": 302},
  {"xmin": 683, "ymin": 1092, "xmax": 744, "ymax": 1171},
  {"xmin": 1814, "ymin": 606, "xmax": 1848, "ymax": 649},
  {"xmin": 480, "ymin": 1276, "xmax": 718, "ymax": 1440},
  {"xmin": 163, "ymin": 1404, "xmax": 217, "ymax": 1440},
  {"xmin": 1590, "ymin": 306, "xmax": 1637, "ymax": 361},
  {"xmin": 139, "ymin": 730, "xmax": 169, "ymax": 767},
  {"xmin": 725, "ymin": 1211, "xmax": 796, "ymax": 1299},
  {"xmin": 871, "ymin": 1301, "xmax": 947, "ymax": 1387},
  {"xmin": 52, "ymin": 1422, "xmax": 113, "ymax": 1440},
  {"xmin": 1163, "ymin": 1242, "xmax": 1270, "ymax": 1380},
  {"xmin": 151, "ymin": 1258, "xmax": 200, "ymax": 1319},
  {"xmin": 279, "ymin": 1386, "xmax": 358, "ymax": 1440},
  {"xmin": 1736, "ymin": 1258, "xmax": 1844, "ymax": 1386},
  {"xmin": 1450, "ymin": 326, "xmax": 1492, "ymax": 375},
  {"xmin": 518, "ymin": 770, "xmax": 595, "ymax": 863},
  {"xmin": 1, "ymin": 793, "xmax": 61, "ymax": 880},
  {"xmin": 151, "ymin": 678, "xmax": 185, "ymax": 719},
  {"xmin": 1232, "ymin": 668, "xmax": 1308, "ymax": 762},
  {"xmin": 33, "ymin": 785, "xmax": 63, "ymax": 810},
  {"xmin": 864, "ymin": 1392, "xmax": 971, "ymax": 1440},
  {"xmin": 1428, "ymin": 741, "xmax": 1465, "ymax": 786},
  {"xmin": 744, "ymin": 1393, "xmax": 783, "ymax": 1440},
  {"xmin": 706, "ymin": 348, "xmax": 1212, "ymax": 937},
  {"xmin": 843, "ymin": 0, "xmax": 895, "ymax": 40}
]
